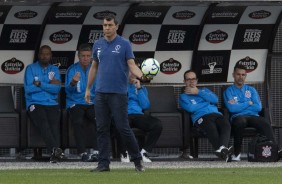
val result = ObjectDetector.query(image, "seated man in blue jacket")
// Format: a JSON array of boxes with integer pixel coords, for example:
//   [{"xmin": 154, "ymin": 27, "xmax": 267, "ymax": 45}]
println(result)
[
  {"xmin": 180, "ymin": 70, "xmax": 232, "ymax": 162},
  {"xmin": 223, "ymin": 64, "xmax": 276, "ymax": 161},
  {"xmin": 115, "ymin": 70, "xmax": 163, "ymax": 163},
  {"xmin": 24, "ymin": 45, "xmax": 63, "ymax": 163},
  {"xmin": 65, "ymin": 43, "xmax": 98, "ymax": 162}
]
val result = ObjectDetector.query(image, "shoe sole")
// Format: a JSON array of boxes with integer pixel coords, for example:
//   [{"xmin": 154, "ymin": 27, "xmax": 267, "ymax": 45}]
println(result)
[
  {"xmin": 90, "ymin": 168, "xmax": 110, "ymax": 172},
  {"xmin": 135, "ymin": 167, "xmax": 145, "ymax": 172}
]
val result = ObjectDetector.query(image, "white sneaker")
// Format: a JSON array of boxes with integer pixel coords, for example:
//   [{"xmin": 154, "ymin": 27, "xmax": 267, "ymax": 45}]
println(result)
[
  {"xmin": 120, "ymin": 151, "xmax": 130, "ymax": 163},
  {"xmin": 142, "ymin": 153, "xmax": 152, "ymax": 163},
  {"xmin": 140, "ymin": 149, "xmax": 152, "ymax": 163},
  {"xmin": 140, "ymin": 149, "xmax": 152, "ymax": 162},
  {"xmin": 231, "ymin": 154, "xmax": 241, "ymax": 161}
]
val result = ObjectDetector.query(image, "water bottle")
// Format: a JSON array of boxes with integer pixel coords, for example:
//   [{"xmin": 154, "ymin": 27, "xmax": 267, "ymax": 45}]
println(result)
[{"xmin": 77, "ymin": 81, "xmax": 81, "ymax": 93}]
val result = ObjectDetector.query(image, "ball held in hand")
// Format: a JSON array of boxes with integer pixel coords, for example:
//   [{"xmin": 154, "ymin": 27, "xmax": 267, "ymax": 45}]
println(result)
[{"xmin": 141, "ymin": 58, "xmax": 160, "ymax": 78}]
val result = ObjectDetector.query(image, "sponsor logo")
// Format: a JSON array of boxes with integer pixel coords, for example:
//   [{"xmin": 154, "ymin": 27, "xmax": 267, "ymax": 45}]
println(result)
[
  {"xmin": 129, "ymin": 30, "xmax": 152, "ymax": 44},
  {"xmin": 243, "ymin": 29, "xmax": 262, "ymax": 43},
  {"xmin": 50, "ymin": 30, "xmax": 72, "ymax": 44},
  {"xmin": 135, "ymin": 11, "xmax": 162, "ymax": 18},
  {"xmin": 1, "ymin": 57, "xmax": 24, "ymax": 74},
  {"xmin": 55, "ymin": 12, "xmax": 82, "ymax": 19},
  {"xmin": 212, "ymin": 12, "xmax": 238, "ymax": 18},
  {"xmin": 172, "ymin": 10, "xmax": 195, "ymax": 20},
  {"xmin": 236, "ymin": 56, "xmax": 258, "ymax": 73},
  {"xmin": 206, "ymin": 29, "xmax": 228, "ymax": 44},
  {"xmin": 93, "ymin": 10, "xmax": 117, "ymax": 20},
  {"xmin": 9, "ymin": 29, "xmax": 28, "ymax": 43},
  {"xmin": 262, "ymin": 145, "xmax": 272, "ymax": 158},
  {"xmin": 249, "ymin": 10, "xmax": 271, "ymax": 19},
  {"xmin": 160, "ymin": 58, "xmax": 182, "ymax": 74},
  {"xmin": 201, "ymin": 56, "xmax": 223, "ymax": 75},
  {"xmin": 167, "ymin": 30, "xmax": 186, "ymax": 43},
  {"xmin": 14, "ymin": 10, "xmax": 37, "ymax": 19},
  {"xmin": 88, "ymin": 30, "xmax": 103, "ymax": 43}
]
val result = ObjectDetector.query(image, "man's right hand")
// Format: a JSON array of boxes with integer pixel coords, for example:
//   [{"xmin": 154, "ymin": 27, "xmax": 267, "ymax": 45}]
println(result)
[
  {"xmin": 85, "ymin": 89, "xmax": 91, "ymax": 104},
  {"xmin": 71, "ymin": 72, "xmax": 80, "ymax": 86},
  {"xmin": 33, "ymin": 80, "xmax": 41, "ymax": 87},
  {"xmin": 139, "ymin": 75, "xmax": 153, "ymax": 83}
]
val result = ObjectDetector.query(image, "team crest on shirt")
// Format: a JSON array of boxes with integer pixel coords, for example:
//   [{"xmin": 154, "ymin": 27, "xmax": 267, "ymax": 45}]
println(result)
[
  {"xmin": 48, "ymin": 71, "xmax": 55, "ymax": 80},
  {"xmin": 112, "ymin": 45, "xmax": 121, "ymax": 53},
  {"xmin": 245, "ymin": 90, "xmax": 251, "ymax": 98}
]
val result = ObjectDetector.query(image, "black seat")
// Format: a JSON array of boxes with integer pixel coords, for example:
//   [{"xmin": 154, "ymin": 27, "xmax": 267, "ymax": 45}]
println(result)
[
  {"xmin": 146, "ymin": 86, "xmax": 184, "ymax": 149},
  {"xmin": 0, "ymin": 86, "xmax": 20, "ymax": 148}
]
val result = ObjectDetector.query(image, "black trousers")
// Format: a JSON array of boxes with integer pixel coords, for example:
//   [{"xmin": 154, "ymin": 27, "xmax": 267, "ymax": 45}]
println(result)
[
  {"xmin": 68, "ymin": 104, "xmax": 97, "ymax": 154},
  {"xmin": 196, "ymin": 113, "xmax": 231, "ymax": 150},
  {"xmin": 232, "ymin": 115, "xmax": 275, "ymax": 156},
  {"xmin": 115, "ymin": 114, "xmax": 163, "ymax": 154},
  {"xmin": 27, "ymin": 104, "xmax": 60, "ymax": 153}
]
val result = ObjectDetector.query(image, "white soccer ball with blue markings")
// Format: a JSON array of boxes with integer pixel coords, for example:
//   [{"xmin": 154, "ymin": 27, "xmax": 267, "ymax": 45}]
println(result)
[{"xmin": 141, "ymin": 58, "xmax": 160, "ymax": 78}]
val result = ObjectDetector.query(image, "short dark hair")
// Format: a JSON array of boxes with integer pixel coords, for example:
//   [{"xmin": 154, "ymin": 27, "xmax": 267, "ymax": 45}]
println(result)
[
  {"xmin": 103, "ymin": 14, "xmax": 118, "ymax": 25},
  {"xmin": 183, "ymin": 69, "xmax": 196, "ymax": 80},
  {"xmin": 78, "ymin": 43, "xmax": 92, "ymax": 53},
  {"xmin": 234, "ymin": 63, "xmax": 247, "ymax": 71},
  {"xmin": 39, "ymin": 45, "xmax": 52, "ymax": 53}
]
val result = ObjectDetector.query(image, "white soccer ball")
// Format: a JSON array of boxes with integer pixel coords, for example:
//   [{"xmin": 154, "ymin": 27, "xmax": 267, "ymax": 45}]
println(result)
[{"xmin": 141, "ymin": 58, "xmax": 160, "ymax": 77}]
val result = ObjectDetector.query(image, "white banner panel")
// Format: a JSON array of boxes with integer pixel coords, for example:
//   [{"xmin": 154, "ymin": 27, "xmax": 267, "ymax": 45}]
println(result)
[
  {"xmin": 151, "ymin": 51, "xmax": 192, "ymax": 83},
  {"xmin": 4, "ymin": 6, "xmax": 50, "ymax": 24},
  {"xmin": 41, "ymin": 25, "xmax": 82, "ymax": 51},
  {"xmin": 83, "ymin": 6, "xmax": 129, "ymax": 25},
  {"xmin": 0, "ymin": 50, "xmax": 33, "ymax": 84},
  {"xmin": 198, "ymin": 24, "xmax": 238, "ymax": 50},
  {"xmin": 227, "ymin": 49, "xmax": 268, "ymax": 82},
  {"xmin": 122, "ymin": 24, "xmax": 162, "ymax": 52},
  {"xmin": 239, "ymin": 6, "xmax": 282, "ymax": 24},
  {"xmin": 162, "ymin": 6, "xmax": 208, "ymax": 25}
]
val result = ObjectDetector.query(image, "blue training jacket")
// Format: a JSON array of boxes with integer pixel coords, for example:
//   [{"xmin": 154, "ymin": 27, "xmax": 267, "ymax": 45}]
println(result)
[
  {"xmin": 127, "ymin": 84, "xmax": 150, "ymax": 115},
  {"xmin": 223, "ymin": 84, "xmax": 261, "ymax": 121},
  {"xmin": 24, "ymin": 61, "xmax": 61, "ymax": 110},
  {"xmin": 65, "ymin": 62, "xmax": 96, "ymax": 109},
  {"xmin": 179, "ymin": 87, "xmax": 221, "ymax": 125}
]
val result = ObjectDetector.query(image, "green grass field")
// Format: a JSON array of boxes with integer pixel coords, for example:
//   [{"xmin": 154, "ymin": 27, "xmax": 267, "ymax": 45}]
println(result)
[{"xmin": 0, "ymin": 168, "xmax": 282, "ymax": 184}]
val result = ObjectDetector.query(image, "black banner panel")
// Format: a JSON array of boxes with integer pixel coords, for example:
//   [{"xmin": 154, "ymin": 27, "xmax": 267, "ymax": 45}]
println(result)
[
  {"xmin": 232, "ymin": 24, "xmax": 274, "ymax": 49},
  {"xmin": 205, "ymin": 6, "xmax": 246, "ymax": 24},
  {"xmin": 123, "ymin": 5, "xmax": 208, "ymax": 83},
  {"xmin": 194, "ymin": 50, "xmax": 231, "ymax": 82},
  {"xmin": 192, "ymin": 5, "xmax": 282, "ymax": 83}
]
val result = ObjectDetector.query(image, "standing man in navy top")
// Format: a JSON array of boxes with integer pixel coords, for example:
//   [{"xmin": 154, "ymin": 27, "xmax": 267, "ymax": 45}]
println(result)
[
  {"xmin": 24, "ymin": 45, "xmax": 64, "ymax": 163},
  {"xmin": 85, "ymin": 15, "xmax": 150, "ymax": 172},
  {"xmin": 223, "ymin": 64, "xmax": 276, "ymax": 161},
  {"xmin": 65, "ymin": 43, "xmax": 98, "ymax": 162}
]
